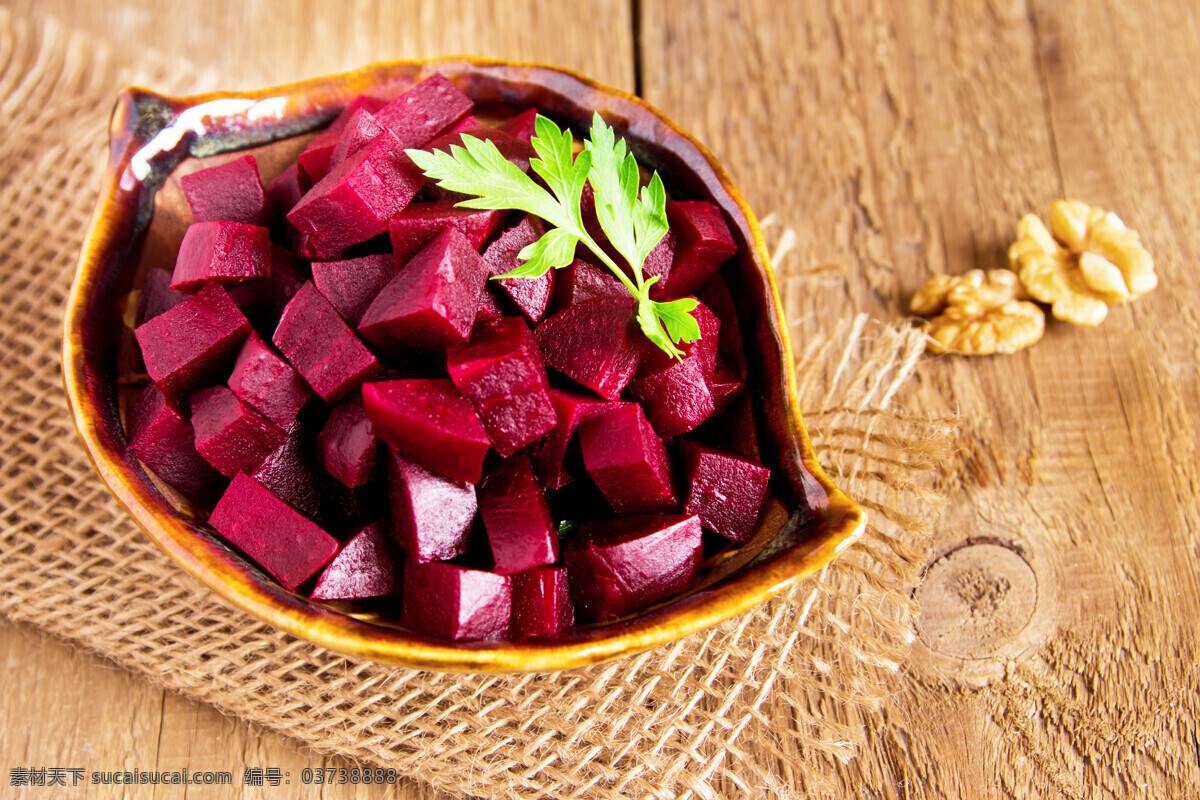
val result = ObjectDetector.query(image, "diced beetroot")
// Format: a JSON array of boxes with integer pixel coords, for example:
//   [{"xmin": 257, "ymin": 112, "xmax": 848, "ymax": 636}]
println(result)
[
  {"xmin": 362, "ymin": 379, "xmax": 490, "ymax": 484},
  {"xmin": 447, "ymin": 317, "xmax": 557, "ymax": 457},
  {"xmin": 478, "ymin": 455, "xmax": 557, "ymax": 575},
  {"xmin": 441, "ymin": 114, "xmax": 480, "ymax": 137},
  {"xmin": 498, "ymin": 107, "xmax": 539, "ymax": 142},
  {"xmin": 169, "ymin": 220, "xmax": 271, "ymax": 292},
  {"xmin": 190, "ymin": 385, "xmax": 288, "ymax": 478},
  {"xmin": 387, "ymin": 202, "xmax": 506, "ymax": 266},
  {"xmin": 225, "ymin": 245, "xmax": 305, "ymax": 331},
  {"xmin": 564, "ymin": 514, "xmax": 702, "ymax": 622},
  {"xmin": 534, "ymin": 297, "xmax": 641, "ymax": 400},
  {"xmin": 476, "ymin": 285, "xmax": 506, "ymax": 325},
  {"xmin": 328, "ymin": 107, "xmax": 385, "ymax": 168},
  {"xmin": 510, "ymin": 565, "xmax": 574, "ymax": 637},
  {"xmin": 297, "ymin": 95, "xmax": 388, "ymax": 183},
  {"xmin": 272, "ymin": 282, "xmax": 381, "ymax": 403},
  {"xmin": 710, "ymin": 359, "xmax": 746, "ymax": 415},
  {"xmin": 310, "ymin": 521, "xmax": 403, "ymax": 601},
  {"xmin": 358, "ymin": 228, "xmax": 487, "ymax": 355},
  {"xmin": 317, "ymin": 393, "xmax": 380, "ymax": 489},
  {"xmin": 264, "ymin": 162, "xmax": 310, "ymax": 233},
  {"xmin": 579, "ymin": 404, "xmax": 678, "ymax": 515},
  {"xmin": 135, "ymin": 283, "xmax": 251, "ymax": 400},
  {"xmin": 483, "ymin": 217, "xmax": 555, "ymax": 323},
  {"xmin": 136, "ymin": 267, "xmax": 188, "ymax": 325},
  {"xmin": 650, "ymin": 202, "xmax": 737, "ymax": 300},
  {"xmin": 552, "ymin": 258, "xmax": 626, "ymax": 309},
  {"xmin": 530, "ymin": 389, "xmax": 624, "ymax": 490},
  {"xmin": 681, "ymin": 441, "xmax": 771, "ymax": 543},
  {"xmin": 372, "ymin": 73, "xmax": 474, "ymax": 149},
  {"xmin": 227, "ymin": 331, "xmax": 312, "ymax": 430},
  {"xmin": 698, "ymin": 275, "xmax": 744, "ymax": 377},
  {"xmin": 387, "ymin": 447, "xmax": 477, "ymax": 562},
  {"xmin": 311, "ymin": 253, "xmax": 395, "ymax": 327},
  {"xmin": 287, "ymin": 127, "xmax": 426, "ymax": 260},
  {"xmin": 209, "ymin": 472, "xmax": 339, "ymax": 592},
  {"xmin": 628, "ymin": 301, "xmax": 721, "ymax": 437},
  {"xmin": 400, "ymin": 561, "xmax": 510, "ymax": 641},
  {"xmin": 251, "ymin": 418, "xmax": 322, "ymax": 518},
  {"xmin": 126, "ymin": 385, "xmax": 224, "ymax": 503},
  {"xmin": 180, "ymin": 154, "xmax": 265, "ymax": 225}
]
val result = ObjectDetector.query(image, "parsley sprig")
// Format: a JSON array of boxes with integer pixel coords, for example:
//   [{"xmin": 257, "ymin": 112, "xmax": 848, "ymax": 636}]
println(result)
[{"xmin": 406, "ymin": 113, "xmax": 700, "ymax": 358}]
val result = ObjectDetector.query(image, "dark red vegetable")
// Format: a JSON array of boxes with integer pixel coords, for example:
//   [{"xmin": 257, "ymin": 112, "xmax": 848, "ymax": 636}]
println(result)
[
  {"xmin": 510, "ymin": 565, "xmax": 574, "ymax": 637},
  {"xmin": 310, "ymin": 521, "xmax": 403, "ymax": 601},
  {"xmin": 317, "ymin": 393, "xmax": 380, "ymax": 489},
  {"xmin": 272, "ymin": 282, "xmax": 381, "ymax": 403},
  {"xmin": 478, "ymin": 455, "xmax": 558, "ymax": 575},
  {"xmin": 534, "ymin": 297, "xmax": 641, "ymax": 400},
  {"xmin": 126, "ymin": 384, "xmax": 225, "ymax": 503},
  {"xmin": 579, "ymin": 403, "xmax": 678, "ymax": 515},
  {"xmin": 190, "ymin": 385, "xmax": 288, "ymax": 478},
  {"xmin": 227, "ymin": 331, "xmax": 312, "ymax": 430},
  {"xmin": 681, "ymin": 441, "xmax": 771, "ymax": 543},
  {"xmin": 180, "ymin": 154, "xmax": 265, "ymax": 226},
  {"xmin": 400, "ymin": 561, "xmax": 511, "ymax": 641}
]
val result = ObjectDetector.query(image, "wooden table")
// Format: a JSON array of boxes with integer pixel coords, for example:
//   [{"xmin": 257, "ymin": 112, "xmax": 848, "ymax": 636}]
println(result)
[{"xmin": 3, "ymin": 1, "xmax": 1198, "ymax": 796}]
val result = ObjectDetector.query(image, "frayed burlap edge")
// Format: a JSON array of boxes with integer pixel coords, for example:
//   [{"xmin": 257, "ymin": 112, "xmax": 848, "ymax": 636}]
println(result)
[{"xmin": 0, "ymin": 10, "xmax": 955, "ymax": 799}]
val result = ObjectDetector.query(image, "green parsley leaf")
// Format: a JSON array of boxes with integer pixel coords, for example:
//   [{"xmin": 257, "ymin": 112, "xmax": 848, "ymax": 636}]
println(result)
[
  {"xmin": 654, "ymin": 296, "xmax": 702, "ymax": 344},
  {"xmin": 495, "ymin": 228, "xmax": 580, "ymax": 279}
]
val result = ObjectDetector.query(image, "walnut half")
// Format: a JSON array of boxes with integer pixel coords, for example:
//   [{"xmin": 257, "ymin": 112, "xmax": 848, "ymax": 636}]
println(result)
[
  {"xmin": 1008, "ymin": 200, "xmax": 1156, "ymax": 326},
  {"xmin": 911, "ymin": 269, "xmax": 1046, "ymax": 355}
]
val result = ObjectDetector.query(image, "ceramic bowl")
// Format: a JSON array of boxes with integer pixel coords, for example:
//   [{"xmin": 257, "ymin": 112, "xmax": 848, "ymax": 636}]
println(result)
[{"xmin": 62, "ymin": 58, "xmax": 864, "ymax": 672}]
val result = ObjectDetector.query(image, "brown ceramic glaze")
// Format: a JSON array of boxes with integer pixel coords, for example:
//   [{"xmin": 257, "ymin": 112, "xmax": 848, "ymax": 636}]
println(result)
[{"xmin": 63, "ymin": 58, "xmax": 864, "ymax": 672}]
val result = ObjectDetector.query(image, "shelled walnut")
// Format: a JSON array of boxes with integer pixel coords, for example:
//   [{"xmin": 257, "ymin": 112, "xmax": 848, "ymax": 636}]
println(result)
[
  {"xmin": 1008, "ymin": 200, "xmax": 1156, "ymax": 326},
  {"xmin": 911, "ymin": 269, "xmax": 1045, "ymax": 355}
]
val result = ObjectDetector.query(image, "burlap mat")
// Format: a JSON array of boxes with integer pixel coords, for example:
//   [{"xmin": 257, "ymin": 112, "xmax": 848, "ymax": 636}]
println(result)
[{"xmin": 0, "ymin": 10, "xmax": 955, "ymax": 799}]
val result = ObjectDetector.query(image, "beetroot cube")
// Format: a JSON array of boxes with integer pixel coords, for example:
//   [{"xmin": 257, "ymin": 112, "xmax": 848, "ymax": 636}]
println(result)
[
  {"xmin": 372, "ymin": 73, "xmax": 474, "ymax": 149},
  {"xmin": 635, "ymin": 230, "xmax": 676, "ymax": 290},
  {"xmin": 227, "ymin": 331, "xmax": 312, "ymax": 430},
  {"xmin": 310, "ymin": 521, "xmax": 403, "ymax": 601},
  {"xmin": 264, "ymin": 162, "xmax": 310, "ymax": 230},
  {"xmin": 441, "ymin": 114, "xmax": 480, "ymax": 137},
  {"xmin": 511, "ymin": 565, "xmax": 574, "ymax": 637},
  {"xmin": 387, "ymin": 202, "xmax": 506, "ymax": 266},
  {"xmin": 651, "ymin": 202, "xmax": 737, "ymax": 300},
  {"xmin": 287, "ymin": 127, "xmax": 425, "ymax": 260},
  {"xmin": 135, "ymin": 283, "xmax": 251, "ymax": 400},
  {"xmin": 311, "ymin": 253, "xmax": 395, "ymax": 327},
  {"xmin": 710, "ymin": 359, "xmax": 746, "ymax": 415},
  {"xmin": 358, "ymin": 228, "xmax": 487, "ymax": 354},
  {"xmin": 628, "ymin": 301, "xmax": 721, "ymax": 437},
  {"xmin": 170, "ymin": 220, "xmax": 272, "ymax": 292},
  {"xmin": 564, "ymin": 514, "xmax": 702, "ymax": 622},
  {"xmin": 387, "ymin": 447, "xmax": 476, "ymax": 562},
  {"xmin": 400, "ymin": 562, "xmax": 510, "ymax": 641},
  {"xmin": 698, "ymin": 275, "xmax": 744, "ymax": 376},
  {"xmin": 579, "ymin": 404, "xmax": 678, "ymax": 515},
  {"xmin": 191, "ymin": 385, "xmax": 288, "ymax": 478},
  {"xmin": 535, "ymin": 297, "xmax": 641, "ymax": 400},
  {"xmin": 479, "ymin": 455, "xmax": 557, "ymax": 575},
  {"xmin": 273, "ymin": 282, "xmax": 381, "ymax": 403},
  {"xmin": 498, "ymin": 107, "xmax": 539, "ymax": 142},
  {"xmin": 328, "ymin": 108, "xmax": 385, "ymax": 168},
  {"xmin": 681, "ymin": 441, "xmax": 771, "ymax": 543},
  {"xmin": 318, "ymin": 393, "xmax": 380, "ymax": 489},
  {"xmin": 484, "ymin": 217, "xmax": 555, "ymax": 323},
  {"xmin": 362, "ymin": 379, "xmax": 490, "ymax": 484},
  {"xmin": 225, "ymin": 245, "xmax": 305, "ymax": 331},
  {"xmin": 530, "ymin": 388, "xmax": 623, "ymax": 490},
  {"xmin": 476, "ymin": 284, "xmax": 506, "ymax": 325},
  {"xmin": 209, "ymin": 473, "xmax": 338, "ymax": 591},
  {"xmin": 251, "ymin": 418, "xmax": 321, "ymax": 518},
  {"xmin": 553, "ymin": 258, "xmax": 626, "ymax": 309},
  {"xmin": 447, "ymin": 317, "xmax": 557, "ymax": 457},
  {"xmin": 136, "ymin": 268, "xmax": 187, "ymax": 324},
  {"xmin": 180, "ymin": 154, "xmax": 265, "ymax": 225},
  {"xmin": 126, "ymin": 385, "xmax": 224, "ymax": 503},
  {"xmin": 297, "ymin": 95, "xmax": 388, "ymax": 182}
]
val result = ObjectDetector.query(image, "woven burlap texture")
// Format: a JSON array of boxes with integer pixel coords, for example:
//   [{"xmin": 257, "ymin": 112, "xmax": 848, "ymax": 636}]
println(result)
[{"xmin": 0, "ymin": 10, "xmax": 954, "ymax": 799}]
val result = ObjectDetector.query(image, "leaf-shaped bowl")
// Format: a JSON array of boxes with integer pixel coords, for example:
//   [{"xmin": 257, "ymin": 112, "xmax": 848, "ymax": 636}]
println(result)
[{"xmin": 63, "ymin": 58, "xmax": 864, "ymax": 672}]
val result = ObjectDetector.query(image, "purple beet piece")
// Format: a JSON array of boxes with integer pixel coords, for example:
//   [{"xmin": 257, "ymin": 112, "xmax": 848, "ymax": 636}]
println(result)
[
  {"xmin": 169, "ymin": 220, "xmax": 272, "ymax": 292},
  {"xmin": 328, "ymin": 107, "xmax": 386, "ymax": 168},
  {"xmin": 317, "ymin": 393, "xmax": 380, "ymax": 489},
  {"xmin": 209, "ymin": 472, "xmax": 339, "ymax": 592},
  {"xmin": 710, "ymin": 358, "xmax": 746, "ymax": 415},
  {"xmin": 287, "ymin": 126, "xmax": 426, "ymax": 260},
  {"xmin": 372, "ymin": 73, "xmax": 474, "ymax": 149},
  {"xmin": 530, "ymin": 388, "xmax": 622, "ymax": 490},
  {"xmin": 191, "ymin": 385, "xmax": 288, "ymax": 478},
  {"xmin": 135, "ymin": 283, "xmax": 251, "ymax": 400},
  {"xmin": 510, "ymin": 565, "xmax": 574, "ymax": 637},
  {"xmin": 564, "ymin": 514, "xmax": 702, "ymax": 622},
  {"xmin": 476, "ymin": 284, "xmax": 506, "ymax": 325},
  {"xmin": 310, "ymin": 521, "xmax": 403, "ymax": 601},
  {"xmin": 552, "ymin": 258, "xmax": 626, "ymax": 310},
  {"xmin": 264, "ymin": 162, "xmax": 310, "ymax": 232},
  {"xmin": 498, "ymin": 107, "xmax": 539, "ymax": 142},
  {"xmin": 362, "ymin": 379, "xmax": 490, "ymax": 484},
  {"xmin": 681, "ymin": 441, "xmax": 771, "ymax": 543},
  {"xmin": 651, "ymin": 202, "xmax": 738, "ymax": 300},
  {"xmin": 400, "ymin": 561, "xmax": 510, "ymax": 641},
  {"xmin": 441, "ymin": 114, "xmax": 480, "ymax": 137},
  {"xmin": 387, "ymin": 202, "xmax": 506, "ymax": 266},
  {"xmin": 251, "ymin": 417, "xmax": 322, "ymax": 518},
  {"xmin": 357, "ymin": 228, "xmax": 487, "ymax": 355},
  {"xmin": 447, "ymin": 317, "xmax": 557, "ymax": 457},
  {"xmin": 387, "ymin": 447, "xmax": 477, "ymax": 562},
  {"xmin": 534, "ymin": 297, "xmax": 641, "ymax": 400},
  {"xmin": 628, "ymin": 301, "xmax": 721, "ymax": 437},
  {"xmin": 484, "ymin": 217, "xmax": 555, "ymax": 323},
  {"xmin": 698, "ymin": 274, "xmax": 744, "ymax": 377},
  {"xmin": 225, "ymin": 245, "xmax": 305, "ymax": 332},
  {"xmin": 272, "ymin": 282, "xmax": 381, "ymax": 403},
  {"xmin": 126, "ymin": 384, "xmax": 224, "ymax": 503},
  {"xmin": 180, "ymin": 154, "xmax": 265, "ymax": 225},
  {"xmin": 297, "ymin": 95, "xmax": 388, "ymax": 182},
  {"xmin": 227, "ymin": 331, "xmax": 312, "ymax": 430},
  {"xmin": 478, "ymin": 455, "xmax": 557, "ymax": 575},
  {"xmin": 136, "ymin": 268, "xmax": 188, "ymax": 324},
  {"xmin": 579, "ymin": 404, "xmax": 678, "ymax": 515},
  {"xmin": 311, "ymin": 253, "xmax": 395, "ymax": 326}
]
